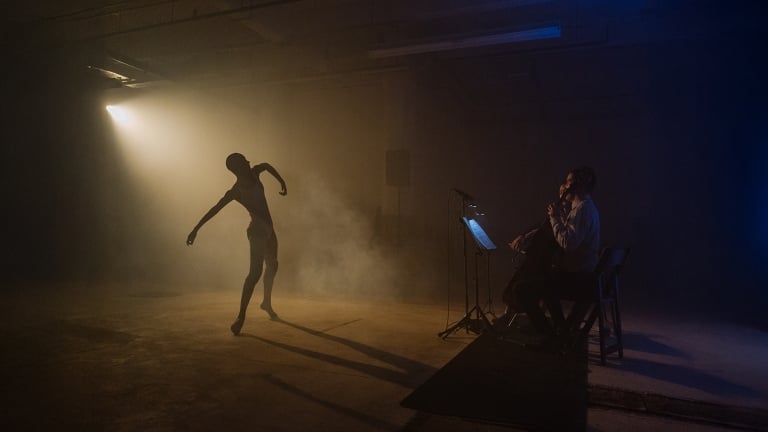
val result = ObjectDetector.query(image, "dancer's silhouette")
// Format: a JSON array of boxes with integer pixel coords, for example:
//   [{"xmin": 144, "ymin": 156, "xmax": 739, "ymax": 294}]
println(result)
[{"xmin": 187, "ymin": 153, "xmax": 287, "ymax": 335}]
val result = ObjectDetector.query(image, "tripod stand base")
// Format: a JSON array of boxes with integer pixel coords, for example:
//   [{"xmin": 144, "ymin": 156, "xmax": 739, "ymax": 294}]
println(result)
[{"xmin": 438, "ymin": 306, "xmax": 493, "ymax": 339}]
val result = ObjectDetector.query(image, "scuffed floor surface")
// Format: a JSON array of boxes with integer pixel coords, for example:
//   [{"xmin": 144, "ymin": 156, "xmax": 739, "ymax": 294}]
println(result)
[{"xmin": 1, "ymin": 283, "xmax": 766, "ymax": 431}]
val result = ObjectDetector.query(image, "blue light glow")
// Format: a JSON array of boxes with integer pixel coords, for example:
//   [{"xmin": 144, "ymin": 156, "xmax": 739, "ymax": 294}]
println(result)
[{"xmin": 463, "ymin": 217, "xmax": 497, "ymax": 251}]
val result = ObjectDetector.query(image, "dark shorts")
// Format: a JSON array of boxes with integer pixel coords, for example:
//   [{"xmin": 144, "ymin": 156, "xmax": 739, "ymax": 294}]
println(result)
[{"xmin": 247, "ymin": 219, "xmax": 277, "ymax": 262}]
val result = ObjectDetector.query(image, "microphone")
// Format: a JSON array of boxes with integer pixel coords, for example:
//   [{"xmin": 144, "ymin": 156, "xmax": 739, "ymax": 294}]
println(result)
[{"xmin": 451, "ymin": 188, "xmax": 474, "ymax": 201}]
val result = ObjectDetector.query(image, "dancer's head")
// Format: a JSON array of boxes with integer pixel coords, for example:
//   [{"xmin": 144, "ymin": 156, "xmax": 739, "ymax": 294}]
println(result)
[{"xmin": 226, "ymin": 153, "xmax": 250, "ymax": 177}]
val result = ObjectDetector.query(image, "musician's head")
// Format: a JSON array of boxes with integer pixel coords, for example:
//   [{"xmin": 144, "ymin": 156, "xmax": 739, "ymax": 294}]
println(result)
[{"xmin": 565, "ymin": 166, "xmax": 596, "ymax": 199}]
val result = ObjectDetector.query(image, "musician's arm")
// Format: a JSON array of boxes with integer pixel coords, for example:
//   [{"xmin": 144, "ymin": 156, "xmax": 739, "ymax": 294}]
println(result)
[
  {"xmin": 509, "ymin": 227, "xmax": 539, "ymax": 251},
  {"xmin": 550, "ymin": 208, "xmax": 588, "ymax": 251}
]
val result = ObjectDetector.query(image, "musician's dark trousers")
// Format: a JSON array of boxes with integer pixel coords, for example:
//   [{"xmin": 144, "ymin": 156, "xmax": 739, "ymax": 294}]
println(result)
[{"xmin": 511, "ymin": 271, "xmax": 595, "ymax": 337}]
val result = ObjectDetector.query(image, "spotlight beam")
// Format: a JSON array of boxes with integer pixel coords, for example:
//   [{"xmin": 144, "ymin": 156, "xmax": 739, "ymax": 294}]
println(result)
[{"xmin": 106, "ymin": 105, "xmax": 131, "ymax": 126}]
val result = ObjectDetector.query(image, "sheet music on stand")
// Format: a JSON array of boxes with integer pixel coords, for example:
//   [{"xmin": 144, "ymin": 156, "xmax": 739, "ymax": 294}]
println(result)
[
  {"xmin": 436, "ymin": 216, "xmax": 497, "ymax": 339},
  {"xmin": 462, "ymin": 217, "xmax": 496, "ymax": 251},
  {"xmin": 439, "ymin": 211, "xmax": 498, "ymax": 339}
]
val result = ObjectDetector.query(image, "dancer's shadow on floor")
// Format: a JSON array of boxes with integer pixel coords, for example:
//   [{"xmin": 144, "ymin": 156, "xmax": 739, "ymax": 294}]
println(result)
[
  {"xmin": 262, "ymin": 374, "xmax": 402, "ymax": 431},
  {"xmin": 242, "ymin": 318, "xmax": 437, "ymax": 389}
]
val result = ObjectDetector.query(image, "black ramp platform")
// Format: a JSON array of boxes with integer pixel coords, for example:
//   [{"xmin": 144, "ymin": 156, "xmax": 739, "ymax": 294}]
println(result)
[{"xmin": 401, "ymin": 331, "xmax": 588, "ymax": 431}]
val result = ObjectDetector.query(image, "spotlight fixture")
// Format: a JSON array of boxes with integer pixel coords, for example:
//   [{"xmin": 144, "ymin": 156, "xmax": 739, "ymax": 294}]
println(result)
[{"xmin": 88, "ymin": 50, "xmax": 171, "ymax": 89}]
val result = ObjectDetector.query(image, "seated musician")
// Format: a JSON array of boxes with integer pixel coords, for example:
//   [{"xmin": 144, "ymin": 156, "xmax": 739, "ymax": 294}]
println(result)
[
  {"xmin": 498, "ymin": 166, "xmax": 601, "ymax": 343},
  {"xmin": 508, "ymin": 182, "xmax": 571, "ymax": 253}
]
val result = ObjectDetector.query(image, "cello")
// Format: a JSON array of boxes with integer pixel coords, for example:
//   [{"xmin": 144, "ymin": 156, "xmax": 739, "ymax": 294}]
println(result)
[{"xmin": 502, "ymin": 185, "xmax": 571, "ymax": 312}]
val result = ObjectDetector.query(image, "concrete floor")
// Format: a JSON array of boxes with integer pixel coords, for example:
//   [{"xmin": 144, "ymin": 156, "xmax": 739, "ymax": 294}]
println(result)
[{"xmin": 1, "ymin": 283, "xmax": 767, "ymax": 431}]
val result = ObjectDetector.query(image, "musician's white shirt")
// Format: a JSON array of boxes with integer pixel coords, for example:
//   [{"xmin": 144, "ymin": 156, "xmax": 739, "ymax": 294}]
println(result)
[{"xmin": 549, "ymin": 195, "xmax": 600, "ymax": 272}]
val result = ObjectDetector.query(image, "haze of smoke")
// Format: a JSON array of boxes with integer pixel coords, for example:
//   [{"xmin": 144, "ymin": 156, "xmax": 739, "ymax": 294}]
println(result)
[{"xmin": 282, "ymin": 172, "xmax": 397, "ymax": 300}]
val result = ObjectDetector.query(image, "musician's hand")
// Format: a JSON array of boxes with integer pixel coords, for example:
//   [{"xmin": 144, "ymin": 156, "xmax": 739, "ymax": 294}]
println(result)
[
  {"xmin": 509, "ymin": 235, "xmax": 525, "ymax": 252},
  {"xmin": 546, "ymin": 203, "xmax": 557, "ymax": 219}
]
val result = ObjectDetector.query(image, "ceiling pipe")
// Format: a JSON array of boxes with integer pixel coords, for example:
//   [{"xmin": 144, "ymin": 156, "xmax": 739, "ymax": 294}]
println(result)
[
  {"xmin": 50, "ymin": 0, "xmax": 306, "ymax": 42},
  {"xmin": 368, "ymin": 25, "xmax": 561, "ymax": 59}
]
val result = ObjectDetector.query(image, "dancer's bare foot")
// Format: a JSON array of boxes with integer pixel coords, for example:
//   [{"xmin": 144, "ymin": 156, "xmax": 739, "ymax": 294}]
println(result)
[
  {"xmin": 230, "ymin": 317, "xmax": 244, "ymax": 335},
  {"xmin": 260, "ymin": 303, "xmax": 279, "ymax": 320}
]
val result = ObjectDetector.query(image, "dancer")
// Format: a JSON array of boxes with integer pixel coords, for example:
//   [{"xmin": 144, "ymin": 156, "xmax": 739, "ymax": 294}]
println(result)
[{"xmin": 187, "ymin": 153, "xmax": 287, "ymax": 335}]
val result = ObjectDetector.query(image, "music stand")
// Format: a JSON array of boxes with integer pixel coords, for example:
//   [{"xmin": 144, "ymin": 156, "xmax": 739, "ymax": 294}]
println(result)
[{"xmin": 439, "ymin": 216, "xmax": 497, "ymax": 339}]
